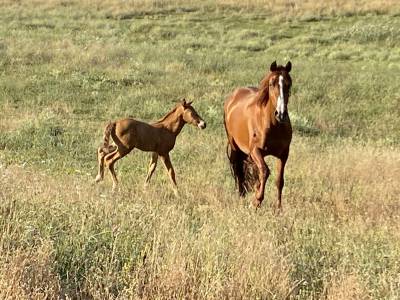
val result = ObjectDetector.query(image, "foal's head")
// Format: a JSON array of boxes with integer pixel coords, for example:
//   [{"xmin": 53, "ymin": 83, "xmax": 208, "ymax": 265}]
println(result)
[
  {"xmin": 267, "ymin": 61, "xmax": 292, "ymax": 123},
  {"xmin": 178, "ymin": 99, "xmax": 206, "ymax": 129}
]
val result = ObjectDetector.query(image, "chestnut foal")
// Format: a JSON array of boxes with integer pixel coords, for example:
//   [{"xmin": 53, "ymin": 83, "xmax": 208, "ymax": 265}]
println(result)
[{"xmin": 95, "ymin": 99, "xmax": 206, "ymax": 193}]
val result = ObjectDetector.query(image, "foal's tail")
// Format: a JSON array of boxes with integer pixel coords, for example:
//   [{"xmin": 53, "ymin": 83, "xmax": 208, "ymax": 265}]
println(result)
[
  {"xmin": 96, "ymin": 121, "xmax": 117, "ymax": 183},
  {"xmin": 101, "ymin": 122, "xmax": 116, "ymax": 153}
]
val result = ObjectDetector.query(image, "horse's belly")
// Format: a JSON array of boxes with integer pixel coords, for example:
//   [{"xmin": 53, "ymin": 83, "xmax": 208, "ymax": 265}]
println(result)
[{"xmin": 136, "ymin": 143, "xmax": 157, "ymax": 152}]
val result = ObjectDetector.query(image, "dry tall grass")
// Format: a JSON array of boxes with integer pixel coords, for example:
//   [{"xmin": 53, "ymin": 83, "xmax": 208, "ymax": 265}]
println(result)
[
  {"xmin": 0, "ymin": 0, "xmax": 399, "ymax": 298},
  {"xmin": 1, "ymin": 138, "xmax": 399, "ymax": 299}
]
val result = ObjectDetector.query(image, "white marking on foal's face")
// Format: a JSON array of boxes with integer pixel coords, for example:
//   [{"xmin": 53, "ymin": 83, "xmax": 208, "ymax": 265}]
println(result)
[
  {"xmin": 197, "ymin": 120, "xmax": 206, "ymax": 129},
  {"xmin": 277, "ymin": 75, "xmax": 285, "ymax": 115}
]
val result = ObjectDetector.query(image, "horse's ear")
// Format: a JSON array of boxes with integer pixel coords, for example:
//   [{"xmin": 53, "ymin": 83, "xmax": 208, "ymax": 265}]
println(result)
[
  {"xmin": 270, "ymin": 61, "xmax": 277, "ymax": 72},
  {"xmin": 186, "ymin": 101, "xmax": 193, "ymax": 106},
  {"xmin": 181, "ymin": 98, "xmax": 186, "ymax": 105},
  {"xmin": 285, "ymin": 61, "xmax": 292, "ymax": 73}
]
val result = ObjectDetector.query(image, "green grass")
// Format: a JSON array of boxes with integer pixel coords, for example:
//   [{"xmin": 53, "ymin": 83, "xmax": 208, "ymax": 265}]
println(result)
[{"xmin": 0, "ymin": 1, "xmax": 399, "ymax": 299}]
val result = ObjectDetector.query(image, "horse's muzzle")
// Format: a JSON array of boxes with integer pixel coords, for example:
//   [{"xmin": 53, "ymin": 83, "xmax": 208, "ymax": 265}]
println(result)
[
  {"xmin": 197, "ymin": 120, "xmax": 206, "ymax": 129},
  {"xmin": 275, "ymin": 111, "xmax": 289, "ymax": 123}
]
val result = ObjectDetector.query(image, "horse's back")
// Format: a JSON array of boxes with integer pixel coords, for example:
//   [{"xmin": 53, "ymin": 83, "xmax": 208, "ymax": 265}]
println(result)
[
  {"xmin": 114, "ymin": 118, "xmax": 160, "ymax": 152},
  {"xmin": 224, "ymin": 87, "xmax": 257, "ymax": 114}
]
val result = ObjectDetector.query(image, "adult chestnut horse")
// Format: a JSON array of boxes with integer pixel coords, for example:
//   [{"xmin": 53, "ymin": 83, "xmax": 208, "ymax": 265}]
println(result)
[
  {"xmin": 95, "ymin": 99, "xmax": 206, "ymax": 193},
  {"xmin": 224, "ymin": 61, "xmax": 292, "ymax": 208}
]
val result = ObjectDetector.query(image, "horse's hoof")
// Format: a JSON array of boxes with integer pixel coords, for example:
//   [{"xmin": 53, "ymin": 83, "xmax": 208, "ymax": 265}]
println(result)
[
  {"xmin": 273, "ymin": 205, "xmax": 283, "ymax": 215},
  {"xmin": 251, "ymin": 198, "xmax": 262, "ymax": 208},
  {"xmin": 95, "ymin": 175, "xmax": 102, "ymax": 183}
]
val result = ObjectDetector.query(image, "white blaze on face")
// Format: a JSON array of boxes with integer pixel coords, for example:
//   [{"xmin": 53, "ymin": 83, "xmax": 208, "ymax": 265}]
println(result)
[
  {"xmin": 197, "ymin": 120, "xmax": 206, "ymax": 129},
  {"xmin": 277, "ymin": 75, "xmax": 285, "ymax": 115}
]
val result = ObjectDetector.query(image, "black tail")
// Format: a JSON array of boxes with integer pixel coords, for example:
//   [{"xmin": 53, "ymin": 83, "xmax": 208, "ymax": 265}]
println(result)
[
  {"xmin": 224, "ymin": 110, "xmax": 259, "ymax": 196},
  {"xmin": 226, "ymin": 142, "xmax": 259, "ymax": 196}
]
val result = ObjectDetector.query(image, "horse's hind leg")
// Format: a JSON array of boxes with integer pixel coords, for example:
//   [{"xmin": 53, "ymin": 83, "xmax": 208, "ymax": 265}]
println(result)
[
  {"xmin": 144, "ymin": 152, "xmax": 158, "ymax": 187},
  {"xmin": 105, "ymin": 147, "xmax": 131, "ymax": 191}
]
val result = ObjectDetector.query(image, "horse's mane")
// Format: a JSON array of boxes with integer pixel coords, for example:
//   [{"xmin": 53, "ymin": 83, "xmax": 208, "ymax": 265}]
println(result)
[
  {"xmin": 255, "ymin": 66, "xmax": 287, "ymax": 105},
  {"xmin": 255, "ymin": 73, "xmax": 272, "ymax": 105}
]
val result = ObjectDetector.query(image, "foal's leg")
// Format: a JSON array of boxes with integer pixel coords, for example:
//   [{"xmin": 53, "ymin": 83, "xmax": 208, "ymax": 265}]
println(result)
[
  {"xmin": 160, "ymin": 153, "xmax": 178, "ymax": 195},
  {"xmin": 95, "ymin": 147, "xmax": 105, "ymax": 183},
  {"xmin": 250, "ymin": 148, "xmax": 270, "ymax": 208},
  {"xmin": 96, "ymin": 145, "xmax": 118, "ymax": 183},
  {"xmin": 144, "ymin": 152, "xmax": 158, "ymax": 186},
  {"xmin": 105, "ymin": 147, "xmax": 131, "ymax": 191},
  {"xmin": 275, "ymin": 150, "xmax": 289, "ymax": 210}
]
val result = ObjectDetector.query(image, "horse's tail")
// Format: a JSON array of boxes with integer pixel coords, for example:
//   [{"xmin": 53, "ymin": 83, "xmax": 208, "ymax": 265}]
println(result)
[
  {"xmin": 103, "ymin": 122, "xmax": 115, "ymax": 147},
  {"xmin": 224, "ymin": 108, "xmax": 259, "ymax": 195},
  {"xmin": 243, "ymin": 156, "xmax": 259, "ymax": 194},
  {"xmin": 226, "ymin": 142, "xmax": 259, "ymax": 197},
  {"xmin": 226, "ymin": 143, "xmax": 243, "ymax": 194}
]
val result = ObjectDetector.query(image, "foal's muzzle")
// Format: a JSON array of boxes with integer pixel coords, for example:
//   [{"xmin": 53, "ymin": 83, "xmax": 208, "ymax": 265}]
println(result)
[
  {"xmin": 197, "ymin": 120, "xmax": 206, "ymax": 129},
  {"xmin": 275, "ymin": 111, "xmax": 289, "ymax": 123}
]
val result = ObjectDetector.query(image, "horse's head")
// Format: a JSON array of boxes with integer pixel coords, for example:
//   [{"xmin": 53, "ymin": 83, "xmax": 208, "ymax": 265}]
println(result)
[
  {"xmin": 179, "ymin": 99, "xmax": 206, "ymax": 129},
  {"xmin": 268, "ymin": 61, "xmax": 292, "ymax": 123}
]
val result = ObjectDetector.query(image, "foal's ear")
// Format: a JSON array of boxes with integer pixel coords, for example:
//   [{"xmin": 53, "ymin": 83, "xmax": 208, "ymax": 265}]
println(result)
[
  {"xmin": 285, "ymin": 61, "xmax": 292, "ymax": 73},
  {"xmin": 270, "ymin": 61, "xmax": 278, "ymax": 72},
  {"xmin": 180, "ymin": 98, "xmax": 186, "ymax": 105}
]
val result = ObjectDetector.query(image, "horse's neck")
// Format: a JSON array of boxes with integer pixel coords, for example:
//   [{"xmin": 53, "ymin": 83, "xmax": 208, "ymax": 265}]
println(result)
[
  {"xmin": 158, "ymin": 111, "xmax": 185, "ymax": 135},
  {"xmin": 258, "ymin": 98, "xmax": 279, "ymax": 128}
]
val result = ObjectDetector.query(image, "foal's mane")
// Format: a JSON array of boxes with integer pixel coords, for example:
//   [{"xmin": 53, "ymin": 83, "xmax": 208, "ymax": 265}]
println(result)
[{"xmin": 152, "ymin": 104, "xmax": 180, "ymax": 125}]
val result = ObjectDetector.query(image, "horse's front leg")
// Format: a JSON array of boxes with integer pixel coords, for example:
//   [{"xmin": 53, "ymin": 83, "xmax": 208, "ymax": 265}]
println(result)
[
  {"xmin": 250, "ymin": 148, "xmax": 269, "ymax": 208},
  {"xmin": 160, "ymin": 153, "xmax": 178, "ymax": 196},
  {"xmin": 275, "ymin": 150, "xmax": 289, "ymax": 210}
]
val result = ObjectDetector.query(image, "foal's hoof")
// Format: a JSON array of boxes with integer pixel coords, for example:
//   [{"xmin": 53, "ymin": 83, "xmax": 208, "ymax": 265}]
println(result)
[{"xmin": 95, "ymin": 175, "xmax": 102, "ymax": 183}]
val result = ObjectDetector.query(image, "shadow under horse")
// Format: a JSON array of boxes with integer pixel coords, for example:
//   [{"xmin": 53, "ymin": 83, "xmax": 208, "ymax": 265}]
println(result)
[
  {"xmin": 95, "ymin": 99, "xmax": 206, "ymax": 193},
  {"xmin": 224, "ymin": 61, "xmax": 293, "ymax": 209}
]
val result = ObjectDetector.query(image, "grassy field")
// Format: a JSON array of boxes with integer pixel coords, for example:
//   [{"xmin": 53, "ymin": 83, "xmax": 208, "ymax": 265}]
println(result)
[{"xmin": 1, "ymin": 0, "xmax": 400, "ymax": 299}]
